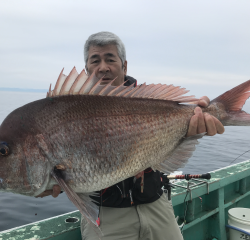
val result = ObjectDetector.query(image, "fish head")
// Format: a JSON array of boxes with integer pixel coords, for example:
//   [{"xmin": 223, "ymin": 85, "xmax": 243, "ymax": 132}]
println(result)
[{"xmin": 0, "ymin": 108, "xmax": 50, "ymax": 196}]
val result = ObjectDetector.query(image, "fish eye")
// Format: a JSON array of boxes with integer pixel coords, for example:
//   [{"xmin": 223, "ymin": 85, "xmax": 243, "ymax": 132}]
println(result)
[{"xmin": 0, "ymin": 143, "xmax": 9, "ymax": 156}]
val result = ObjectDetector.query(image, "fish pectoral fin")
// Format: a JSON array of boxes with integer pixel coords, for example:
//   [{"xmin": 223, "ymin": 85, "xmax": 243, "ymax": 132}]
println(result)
[
  {"xmin": 51, "ymin": 168, "xmax": 100, "ymax": 229},
  {"xmin": 154, "ymin": 133, "xmax": 206, "ymax": 174}
]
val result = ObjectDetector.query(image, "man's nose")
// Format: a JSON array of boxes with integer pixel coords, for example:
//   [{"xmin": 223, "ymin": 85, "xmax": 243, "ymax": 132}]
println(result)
[{"xmin": 98, "ymin": 61, "xmax": 110, "ymax": 73}]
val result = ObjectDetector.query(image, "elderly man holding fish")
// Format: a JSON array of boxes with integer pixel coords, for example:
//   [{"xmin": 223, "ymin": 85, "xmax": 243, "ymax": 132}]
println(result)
[{"xmin": 36, "ymin": 32, "xmax": 225, "ymax": 240}]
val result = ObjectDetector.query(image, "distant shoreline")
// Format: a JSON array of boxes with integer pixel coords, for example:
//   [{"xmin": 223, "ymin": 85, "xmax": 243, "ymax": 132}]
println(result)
[{"xmin": 0, "ymin": 88, "xmax": 47, "ymax": 93}]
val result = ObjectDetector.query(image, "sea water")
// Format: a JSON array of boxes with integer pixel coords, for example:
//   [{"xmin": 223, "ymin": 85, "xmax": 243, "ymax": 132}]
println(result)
[{"xmin": 0, "ymin": 91, "xmax": 250, "ymax": 231}]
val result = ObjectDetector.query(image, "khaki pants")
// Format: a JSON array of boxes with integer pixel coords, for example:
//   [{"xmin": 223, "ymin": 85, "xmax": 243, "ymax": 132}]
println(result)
[{"xmin": 81, "ymin": 194, "xmax": 183, "ymax": 240}]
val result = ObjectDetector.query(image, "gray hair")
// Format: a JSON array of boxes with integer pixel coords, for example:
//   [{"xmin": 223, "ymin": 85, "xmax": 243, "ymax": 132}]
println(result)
[{"xmin": 84, "ymin": 32, "xmax": 126, "ymax": 68}]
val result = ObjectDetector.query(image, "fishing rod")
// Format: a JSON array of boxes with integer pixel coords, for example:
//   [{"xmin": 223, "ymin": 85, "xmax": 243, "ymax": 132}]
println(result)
[
  {"xmin": 162, "ymin": 173, "xmax": 211, "ymax": 201},
  {"xmin": 166, "ymin": 173, "xmax": 211, "ymax": 180}
]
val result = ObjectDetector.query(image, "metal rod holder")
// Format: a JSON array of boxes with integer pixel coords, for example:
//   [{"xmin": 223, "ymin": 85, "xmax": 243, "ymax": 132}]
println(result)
[{"xmin": 171, "ymin": 178, "xmax": 210, "ymax": 201}]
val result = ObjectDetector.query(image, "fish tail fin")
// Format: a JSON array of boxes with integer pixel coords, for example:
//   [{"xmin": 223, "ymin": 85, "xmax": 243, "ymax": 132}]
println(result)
[{"xmin": 211, "ymin": 79, "xmax": 250, "ymax": 126}]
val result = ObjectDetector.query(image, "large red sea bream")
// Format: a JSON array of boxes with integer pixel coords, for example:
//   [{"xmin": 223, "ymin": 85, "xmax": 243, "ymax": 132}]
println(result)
[{"xmin": 0, "ymin": 67, "xmax": 250, "ymax": 226}]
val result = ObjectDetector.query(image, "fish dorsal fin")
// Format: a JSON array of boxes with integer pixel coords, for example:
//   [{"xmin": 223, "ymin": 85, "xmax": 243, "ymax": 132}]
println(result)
[
  {"xmin": 153, "ymin": 133, "xmax": 206, "ymax": 174},
  {"xmin": 51, "ymin": 68, "xmax": 67, "ymax": 97},
  {"xmin": 59, "ymin": 67, "xmax": 79, "ymax": 95},
  {"xmin": 69, "ymin": 69, "xmax": 89, "ymax": 95},
  {"xmin": 47, "ymin": 67, "xmax": 198, "ymax": 103}
]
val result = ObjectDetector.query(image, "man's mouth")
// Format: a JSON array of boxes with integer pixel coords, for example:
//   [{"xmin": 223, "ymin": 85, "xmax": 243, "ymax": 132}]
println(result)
[{"xmin": 101, "ymin": 78, "xmax": 113, "ymax": 84}]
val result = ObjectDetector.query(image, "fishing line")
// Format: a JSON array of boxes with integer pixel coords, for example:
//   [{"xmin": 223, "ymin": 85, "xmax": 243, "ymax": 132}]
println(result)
[{"xmin": 229, "ymin": 149, "xmax": 250, "ymax": 165}]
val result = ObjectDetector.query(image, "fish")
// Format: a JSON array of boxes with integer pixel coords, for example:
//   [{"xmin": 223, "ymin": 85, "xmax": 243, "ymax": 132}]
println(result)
[{"xmin": 1, "ymin": 66, "xmax": 250, "ymax": 227}]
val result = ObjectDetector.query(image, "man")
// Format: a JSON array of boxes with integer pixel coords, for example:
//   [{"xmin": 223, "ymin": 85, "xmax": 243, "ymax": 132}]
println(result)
[{"xmin": 37, "ymin": 32, "xmax": 224, "ymax": 239}]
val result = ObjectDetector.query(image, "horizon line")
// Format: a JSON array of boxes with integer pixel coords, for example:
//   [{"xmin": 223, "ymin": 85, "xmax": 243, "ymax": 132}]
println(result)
[{"xmin": 0, "ymin": 87, "xmax": 47, "ymax": 93}]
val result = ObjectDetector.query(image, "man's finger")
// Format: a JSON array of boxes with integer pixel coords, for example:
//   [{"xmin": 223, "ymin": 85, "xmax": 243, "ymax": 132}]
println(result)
[
  {"xmin": 52, "ymin": 185, "xmax": 62, "ymax": 198},
  {"xmin": 195, "ymin": 107, "xmax": 206, "ymax": 134},
  {"xmin": 212, "ymin": 116, "xmax": 225, "ymax": 134},
  {"xmin": 197, "ymin": 96, "xmax": 210, "ymax": 108},
  {"xmin": 204, "ymin": 113, "xmax": 217, "ymax": 136},
  {"xmin": 186, "ymin": 115, "xmax": 198, "ymax": 137},
  {"xmin": 35, "ymin": 190, "xmax": 53, "ymax": 198}
]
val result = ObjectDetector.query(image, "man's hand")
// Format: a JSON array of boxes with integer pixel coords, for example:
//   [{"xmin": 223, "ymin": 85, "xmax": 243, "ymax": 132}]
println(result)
[
  {"xmin": 186, "ymin": 96, "xmax": 225, "ymax": 137},
  {"xmin": 35, "ymin": 185, "xmax": 61, "ymax": 198}
]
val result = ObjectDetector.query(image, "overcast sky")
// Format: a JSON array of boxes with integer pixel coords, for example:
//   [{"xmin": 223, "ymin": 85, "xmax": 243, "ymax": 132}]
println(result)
[{"xmin": 1, "ymin": 0, "xmax": 250, "ymax": 99}]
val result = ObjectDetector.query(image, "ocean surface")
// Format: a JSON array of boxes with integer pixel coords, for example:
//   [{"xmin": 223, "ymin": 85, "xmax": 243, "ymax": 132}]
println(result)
[{"xmin": 0, "ymin": 90, "xmax": 250, "ymax": 231}]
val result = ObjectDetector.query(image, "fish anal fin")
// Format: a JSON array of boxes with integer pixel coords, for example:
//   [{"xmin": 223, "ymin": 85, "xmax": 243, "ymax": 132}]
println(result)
[{"xmin": 154, "ymin": 133, "xmax": 206, "ymax": 174}]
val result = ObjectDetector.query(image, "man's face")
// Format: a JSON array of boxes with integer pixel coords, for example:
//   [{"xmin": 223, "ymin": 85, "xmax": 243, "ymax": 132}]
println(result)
[{"xmin": 86, "ymin": 44, "xmax": 127, "ymax": 86}]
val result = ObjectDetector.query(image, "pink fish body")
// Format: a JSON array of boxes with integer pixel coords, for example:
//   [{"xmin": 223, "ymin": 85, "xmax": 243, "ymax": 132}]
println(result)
[{"xmin": 0, "ymin": 67, "xmax": 250, "ymax": 226}]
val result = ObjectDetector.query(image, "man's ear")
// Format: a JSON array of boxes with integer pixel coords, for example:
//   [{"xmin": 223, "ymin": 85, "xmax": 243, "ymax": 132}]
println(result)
[{"xmin": 123, "ymin": 61, "xmax": 127, "ymax": 75}]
